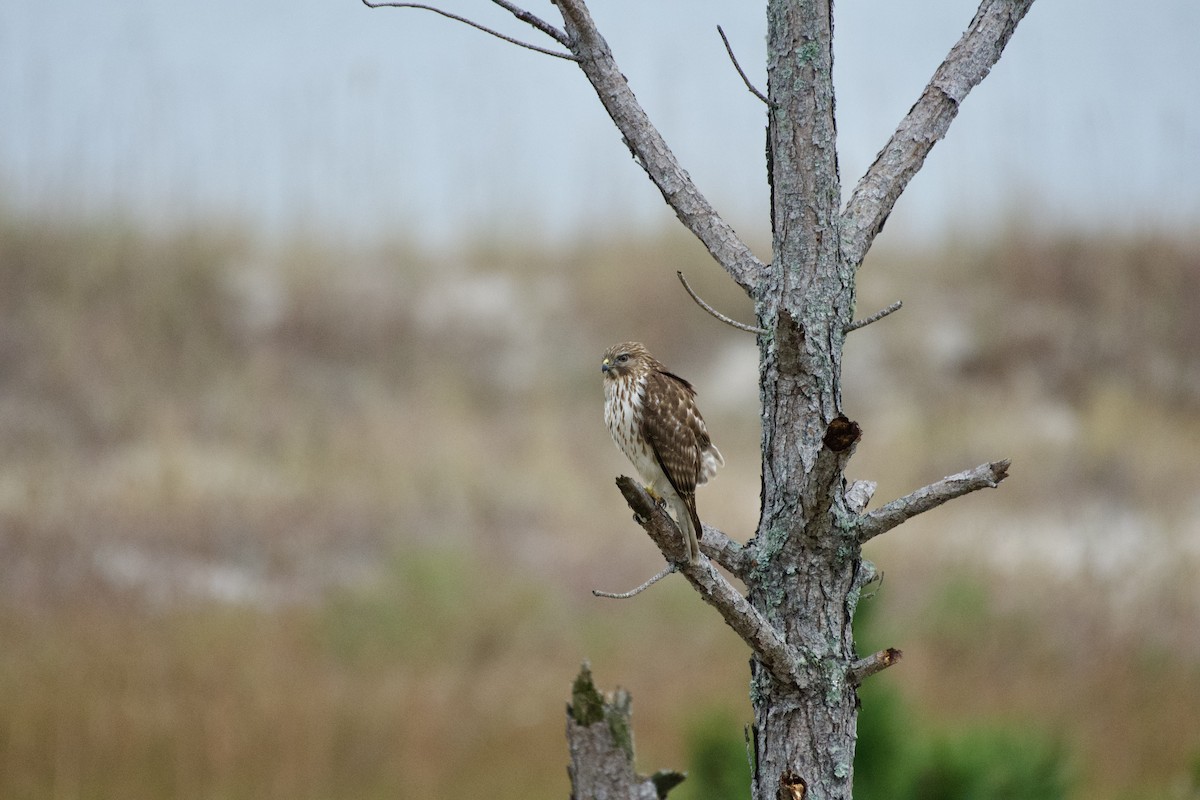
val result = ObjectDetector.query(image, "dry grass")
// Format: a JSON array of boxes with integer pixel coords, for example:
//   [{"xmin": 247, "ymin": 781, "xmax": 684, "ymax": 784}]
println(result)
[{"xmin": 0, "ymin": 210, "xmax": 1198, "ymax": 797}]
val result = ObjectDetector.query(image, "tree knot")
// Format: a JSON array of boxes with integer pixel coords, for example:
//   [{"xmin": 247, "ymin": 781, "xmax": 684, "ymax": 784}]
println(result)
[{"xmin": 822, "ymin": 415, "xmax": 861, "ymax": 452}]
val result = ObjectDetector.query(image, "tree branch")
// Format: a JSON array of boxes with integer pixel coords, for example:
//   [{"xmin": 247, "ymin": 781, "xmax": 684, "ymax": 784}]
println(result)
[
  {"xmin": 593, "ymin": 564, "xmax": 675, "ymax": 599},
  {"xmin": 845, "ymin": 300, "xmax": 902, "ymax": 333},
  {"xmin": 553, "ymin": 0, "xmax": 766, "ymax": 294},
  {"xmin": 678, "ymin": 271, "xmax": 768, "ymax": 334},
  {"xmin": 847, "ymin": 647, "xmax": 903, "ymax": 686},
  {"xmin": 855, "ymin": 459, "xmax": 1011, "ymax": 543},
  {"xmin": 699, "ymin": 523, "xmax": 755, "ymax": 579},
  {"xmin": 610, "ymin": 475, "xmax": 751, "ymax": 578},
  {"xmin": 717, "ymin": 25, "xmax": 770, "ymax": 106},
  {"xmin": 489, "ymin": 0, "xmax": 571, "ymax": 47},
  {"xmin": 616, "ymin": 477, "xmax": 807, "ymax": 688},
  {"xmin": 840, "ymin": 0, "xmax": 1037, "ymax": 268},
  {"xmin": 363, "ymin": 0, "xmax": 577, "ymax": 61}
]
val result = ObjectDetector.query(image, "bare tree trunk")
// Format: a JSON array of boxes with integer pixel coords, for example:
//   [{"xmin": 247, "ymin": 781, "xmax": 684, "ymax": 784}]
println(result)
[
  {"xmin": 744, "ymin": 3, "xmax": 1028, "ymax": 795},
  {"xmin": 364, "ymin": 0, "xmax": 1035, "ymax": 796},
  {"xmin": 566, "ymin": 664, "xmax": 684, "ymax": 800},
  {"xmin": 743, "ymin": 1, "xmax": 866, "ymax": 793}
]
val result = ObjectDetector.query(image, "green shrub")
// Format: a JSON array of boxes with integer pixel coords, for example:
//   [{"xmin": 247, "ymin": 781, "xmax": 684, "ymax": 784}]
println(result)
[
  {"xmin": 854, "ymin": 683, "xmax": 1073, "ymax": 798},
  {"xmin": 679, "ymin": 708, "xmax": 751, "ymax": 800}
]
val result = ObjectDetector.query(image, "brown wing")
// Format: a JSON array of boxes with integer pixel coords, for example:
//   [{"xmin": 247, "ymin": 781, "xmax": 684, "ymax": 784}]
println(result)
[{"xmin": 639, "ymin": 368, "xmax": 706, "ymax": 499}]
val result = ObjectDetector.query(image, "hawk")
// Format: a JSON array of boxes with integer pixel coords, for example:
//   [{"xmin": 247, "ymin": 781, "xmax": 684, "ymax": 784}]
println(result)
[{"xmin": 601, "ymin": 342, "xmax": 723, "ymax": 563}]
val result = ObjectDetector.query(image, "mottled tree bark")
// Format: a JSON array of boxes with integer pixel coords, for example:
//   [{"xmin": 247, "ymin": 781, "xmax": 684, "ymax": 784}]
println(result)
[{"xmin": 744, "ymin": 4, "xmax": 1031, "ymax": 791}]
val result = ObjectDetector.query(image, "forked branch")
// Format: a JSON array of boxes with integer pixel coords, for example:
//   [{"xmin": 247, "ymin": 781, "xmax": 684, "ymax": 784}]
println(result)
[
  {"xmin": 855, "ymin": 459, "xmax": 1011, "ymax": 543},
  {"xmin": 489, "ymin": 0, "xmax": 572, "ymax": 46},
  {"xmin": 614, "ymin": 477, "xmax": 752, "ymax": 578},
  {"xmin": 615, "ymin": 477, "xmax": 806, "ymax": 688},
  {"xmin": 840, "ymin": 0, "xmax": 1036, "ymax": 268},
  {"xmin": 362, "ymin": 0, "xmax": 576, "ymax": 60}
]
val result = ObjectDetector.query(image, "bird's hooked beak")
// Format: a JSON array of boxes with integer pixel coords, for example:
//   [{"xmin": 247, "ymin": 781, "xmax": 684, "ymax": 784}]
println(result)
[{"xmin": 601, "ymin": 357, "xmax": 612, "ymax": 374}]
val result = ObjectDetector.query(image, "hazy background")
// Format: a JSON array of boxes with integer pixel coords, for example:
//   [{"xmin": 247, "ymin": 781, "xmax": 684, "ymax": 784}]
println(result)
[
  {"xmin": 1, "ymin": 1, "xmax": 1199, "ymax": 798},
  {"xmin": 2, "ymin": 0, "xmax": 1198, "ymax": 243}
]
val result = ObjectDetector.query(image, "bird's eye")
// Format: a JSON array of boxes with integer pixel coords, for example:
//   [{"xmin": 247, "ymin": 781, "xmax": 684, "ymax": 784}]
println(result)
[{"xmin": 616, "ymin": 353, "xmax": 630, "ymax": 364}]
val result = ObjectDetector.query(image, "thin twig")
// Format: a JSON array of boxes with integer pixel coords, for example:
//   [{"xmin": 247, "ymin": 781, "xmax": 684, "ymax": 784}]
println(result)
[
  {"xmin": 592, "ymin": 565, "xmax": 675, "ymax": 599},
  {"xmin": 717, "ymin": 26, "xmax": 770, "ymax": 106},
  {"xmin": 489, "ymin": 0, "xmax": 571, "ymax": 47},
  {"xmin": 847, "ymin": 647, "xmax": 903, "ymax": 685},
  {"xmin": 362, "ymin": 0, "xmax": 578, "ymax": 61},
  {"xmin": 855, "ymin": 459, "xmax": 1011, "ymax": 543},
  {"xmin": 678, "ymin": 271, "xmax": 767, "ymax": 334},
  {"xmin": 845, "ymin": 300, "xmax": 902, "ymax": 333}
]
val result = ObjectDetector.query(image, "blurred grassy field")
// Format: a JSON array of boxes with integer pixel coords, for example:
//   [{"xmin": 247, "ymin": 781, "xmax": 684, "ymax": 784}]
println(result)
[{"xmin": 0, "ymin": 210, "xmax": 1198, "ymax": 798}]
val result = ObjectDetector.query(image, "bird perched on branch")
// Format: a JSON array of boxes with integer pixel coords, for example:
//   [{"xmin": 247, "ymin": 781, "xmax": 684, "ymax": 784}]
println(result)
[{"xmin": 601, "ymin": 342, "xmax": 723, "ymax": 563}]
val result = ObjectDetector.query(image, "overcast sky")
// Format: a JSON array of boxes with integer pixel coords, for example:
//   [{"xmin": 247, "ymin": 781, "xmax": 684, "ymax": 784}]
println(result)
[{"xmin": 1, "ymin": 0, "xmax": 1197, "ymax": 246}]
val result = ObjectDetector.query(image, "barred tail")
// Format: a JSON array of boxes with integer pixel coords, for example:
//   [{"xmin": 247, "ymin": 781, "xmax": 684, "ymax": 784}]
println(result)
[{"xmin": 670, "ymin": 493, "xmax": 703, "ymax": 563}]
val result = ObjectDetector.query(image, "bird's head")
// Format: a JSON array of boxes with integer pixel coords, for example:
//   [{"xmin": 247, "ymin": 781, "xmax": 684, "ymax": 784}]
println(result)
[{"xmin": 601, "ymin": 341, "xmax": 652, "ymax": 381}]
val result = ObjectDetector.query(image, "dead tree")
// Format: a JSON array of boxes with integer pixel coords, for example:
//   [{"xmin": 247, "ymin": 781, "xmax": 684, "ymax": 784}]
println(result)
[{"xmin": 364, "ymin": 0, "xmax": 1034, "ymax": 796}]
